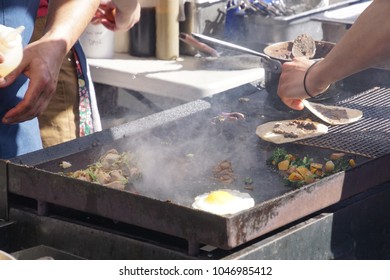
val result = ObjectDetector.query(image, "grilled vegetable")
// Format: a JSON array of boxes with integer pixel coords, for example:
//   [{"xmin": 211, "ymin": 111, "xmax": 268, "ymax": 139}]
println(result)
[
  {"xmin": 63, "ymin": 149, "xmax": 142, "ymax": 190},
  {"xmin": 267, "ymin": 148, "xmax": 357, "ymax": 188},
  {"xmin": 278, "ymin": 159, "xmax": 290, "ymax": 171},
  {"xmin": 267, "ymin": 147, "xmax": 288, "ymax": 166},
  {"xmin": 330, "ymin": 153, "xmax": 345, "ymax": 160},
  {"xmin": 288, "ymin": 172, "xmax": 303, "ymax": 181},
  {"xmin": 325, "ymin": 160, "xmax": 335, "ymax": 173}
]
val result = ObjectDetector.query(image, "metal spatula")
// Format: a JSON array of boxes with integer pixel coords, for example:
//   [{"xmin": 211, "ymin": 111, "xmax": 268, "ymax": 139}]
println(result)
[{"xmin": 302, "ymin": 99, "xmax": 363, "ymax": 125}]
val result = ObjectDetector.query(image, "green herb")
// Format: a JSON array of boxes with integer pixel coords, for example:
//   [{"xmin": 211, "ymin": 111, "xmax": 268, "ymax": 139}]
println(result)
[
  {"xmin": 268, "ymin": 148, "xmax": 356, "ymax": 189},
  {"xmin": 283, "ymin": 177, "xmax": 305, "ymax": 188},
  {"xmin": 267, "ymin": 147, "xmax": 288, "ymax": 165},
  {"xmin": 244, "ymin": 177, "xmax": 254, "ymax": 185},
  {"xmin": 290, "ymin": 155, "xmax": 313, "ymax": 169}
]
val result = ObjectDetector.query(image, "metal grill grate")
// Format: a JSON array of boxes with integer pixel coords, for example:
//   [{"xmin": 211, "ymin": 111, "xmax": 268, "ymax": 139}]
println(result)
[{"xmin": 297, "ymin": 87, "xmax": 390, "ymax": 158}]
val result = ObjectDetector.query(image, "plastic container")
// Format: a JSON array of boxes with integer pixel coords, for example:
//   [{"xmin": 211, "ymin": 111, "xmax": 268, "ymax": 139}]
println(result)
[
  {"xmin": 79, "ymin": 23, "xmax": 115, "ymax": 58},
  {"xmin": 0, "ymin": 25, "xmax": 24, "ymax": 77}
]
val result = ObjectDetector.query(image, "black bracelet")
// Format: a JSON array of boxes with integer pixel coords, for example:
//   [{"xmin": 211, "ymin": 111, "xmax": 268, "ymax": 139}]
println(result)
[{"xmin": 303, "ymin": 60, "xmax": 322, "ymax": 98}]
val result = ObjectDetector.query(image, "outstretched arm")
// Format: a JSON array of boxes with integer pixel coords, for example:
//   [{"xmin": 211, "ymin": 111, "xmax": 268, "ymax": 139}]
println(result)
[{"xmin": 277, "ymin": 0, "xmax": 390, "ymax": 110}]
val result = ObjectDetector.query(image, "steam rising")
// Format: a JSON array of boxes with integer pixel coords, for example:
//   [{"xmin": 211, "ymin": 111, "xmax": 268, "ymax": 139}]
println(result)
[{"xmin": 121, "ymin": 112, "xmax": 263, "ymax": 206}]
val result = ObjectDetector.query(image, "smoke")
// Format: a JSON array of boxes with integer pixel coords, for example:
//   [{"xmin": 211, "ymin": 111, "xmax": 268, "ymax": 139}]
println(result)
[{"xmin": 120, "ymin": 110, "xmax": 262, "ymax": 206}]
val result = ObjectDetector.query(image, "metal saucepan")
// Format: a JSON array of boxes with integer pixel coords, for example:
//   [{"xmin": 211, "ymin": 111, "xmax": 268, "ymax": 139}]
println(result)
[
  {"xmin": 189, "ymin": 33, "xmax": 336, "ymax": 110},
  {"xmin": 263, "ymin": 40, "xmax": 336, "ymax": 110},
  {"xmin": 263, "ymin": 40, "xmax": 335, "ymax": 62}
]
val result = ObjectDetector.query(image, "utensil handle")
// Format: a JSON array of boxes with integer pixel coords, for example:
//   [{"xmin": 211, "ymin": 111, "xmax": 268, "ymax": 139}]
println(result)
[
  {"xmin": 179, "ymin": 33, "xmax": 219, "ymax": 57},
  {"xmin": 192, "ymin": 32, "xmax": 266, "ymax": 57},
  {"xmin": 191, "ymin": 33, "xmax": 282, "ymax": 73}
]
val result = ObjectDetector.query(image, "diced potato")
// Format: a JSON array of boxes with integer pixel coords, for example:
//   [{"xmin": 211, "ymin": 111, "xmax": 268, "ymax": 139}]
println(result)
[
  {"xmin": 325, "ymin": 160, "xmax": 335, "ymax": 172},
  {"xmin": 310, "ymin": 163, "xmax": 323, "ymax": 174},
  {"xmin": 296, "ymin": 166, "xmax": 311, "ymax": 177},
  {"xmin": 288, "ymin": 172, "xmax": 304, "ymax": 182},
  {"xmin": 310, "ymin": 163, "xmax": 323, "ymax": 170},
  {"xmin": 296, "ymin": 166, "xmax": 315, "ymax": 184},
  {"xmin": 330, "ymin": 153, "xmax": 345, "ymax": 160},
  {"xmin": 278, "ymin": 159, "xmax": 290, "ymax": 171}
]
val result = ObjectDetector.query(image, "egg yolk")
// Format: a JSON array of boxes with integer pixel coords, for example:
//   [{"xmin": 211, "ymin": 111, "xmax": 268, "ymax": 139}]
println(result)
[{"xmin": 205, "ymin": 190, "xmax": 235, "ymax": 205}]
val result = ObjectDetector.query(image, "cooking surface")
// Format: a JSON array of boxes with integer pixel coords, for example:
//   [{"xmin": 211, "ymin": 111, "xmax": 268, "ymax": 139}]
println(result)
[
  {"xmin": 299, "ymin": 87, "xmax": 390, "ymax": 158},
  {"xmin": 24, "ymin": 85, "xmax": 363, "ymax": 206},
  {"xmin": 6, "ymin": 80, "xmax": 390, "ymax": 251}
]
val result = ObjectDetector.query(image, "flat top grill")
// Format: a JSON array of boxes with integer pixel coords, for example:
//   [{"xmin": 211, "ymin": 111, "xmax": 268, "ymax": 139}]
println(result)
[
  {"xmin": 298, "ymin": 87, "xmax": 390, "ymax": 158},
  {"xmin": 5, "ymin": 81, "xmax": 390, "ymax": 253}
]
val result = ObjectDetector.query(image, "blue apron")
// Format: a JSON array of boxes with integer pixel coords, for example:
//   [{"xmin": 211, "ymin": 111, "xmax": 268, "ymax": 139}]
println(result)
[{"xmin": 0, "ymin": 0, "xmax": 42, "ymax": 159}]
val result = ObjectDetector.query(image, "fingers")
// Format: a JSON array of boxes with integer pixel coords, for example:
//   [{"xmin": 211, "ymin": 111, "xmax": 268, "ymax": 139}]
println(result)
[
  {"xmin": 277, "ymin": 95, "xmax": 305, "ymax": 111},
  {"xmin": 2, "ymin": 85, "xmax": 52, "ymax": 124},
  {"xmin": 276, "ymin": 58, "xmax": 313, "ymax": 110},
  {"xmin": 99, "ymin": 19, "xmax": 116, "ymax": 31},
  {"xmin": 1, "ymin": 64, "xmax": 55, "ymax": 124},
  {"xmin": 0, "ymin": 69, "xmax": 21, "ymax": 88},
  {"xmin": 94, "ymin": 5, "xmax": 115, "ymax": 24},
  {"xmin": 288, "ymin": 99, "xmax": 305, "ymax": 111},
  {"xmin": 2, "ymin": 100, "xmax": 38, "ymax": 124},
  {"xmin": 92, "ymin": 2, "xmax": 140, "ymax": 32}
]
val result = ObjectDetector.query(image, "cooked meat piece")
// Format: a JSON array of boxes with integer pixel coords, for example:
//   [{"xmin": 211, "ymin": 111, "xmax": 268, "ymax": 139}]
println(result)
[
  {"xmin": 292, "ymin": 120, "xmax": 317, "ymax": 130},
  {"xmin": 272, "ymin": 120, "xmax": 318, "ymax": 139},
  {"xmin": 212, "ymin": 160, "xmax": 235, "ymax": 184}
]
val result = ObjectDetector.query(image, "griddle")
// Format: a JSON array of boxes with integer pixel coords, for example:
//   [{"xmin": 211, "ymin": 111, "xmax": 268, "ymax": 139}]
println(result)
[
  {"xmin": 5, "ymin": 81, "xmax": 390, "ymax": 254},
  {"xmin": 298, "ymin": 86, "xmax": 390, "ymax": 158}
]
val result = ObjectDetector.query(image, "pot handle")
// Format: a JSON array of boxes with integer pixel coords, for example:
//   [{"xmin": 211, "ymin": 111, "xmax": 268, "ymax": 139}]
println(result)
[{"xmin": 191, "ymin": 33, "xmax": 282, "ymax": 73}]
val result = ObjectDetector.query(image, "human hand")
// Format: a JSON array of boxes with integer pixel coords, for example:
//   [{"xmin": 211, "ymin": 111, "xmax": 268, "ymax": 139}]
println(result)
[
  {"xmin": 0, "ymin": 39, "xmax": 65, "ymax": 124},
  {"xmin": 92, "ymin": 1, "xmax": 141, "ymax": 31},
  {"xmin": 277, "ymin": 57, "xmax": 330, "ymax": 110},
  {"xmin": 276, "ymin": 57, "xmax": 313, "ymax": 110},
  {"xmin": 0, "ymin": 53, "xmax": 4, "ymax": 66}
]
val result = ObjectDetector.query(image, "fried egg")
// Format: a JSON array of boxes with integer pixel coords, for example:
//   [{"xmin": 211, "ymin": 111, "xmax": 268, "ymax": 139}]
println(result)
[{"xmin": 192, "ymin": 189, "xmax": 255, "ymax": 215}]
